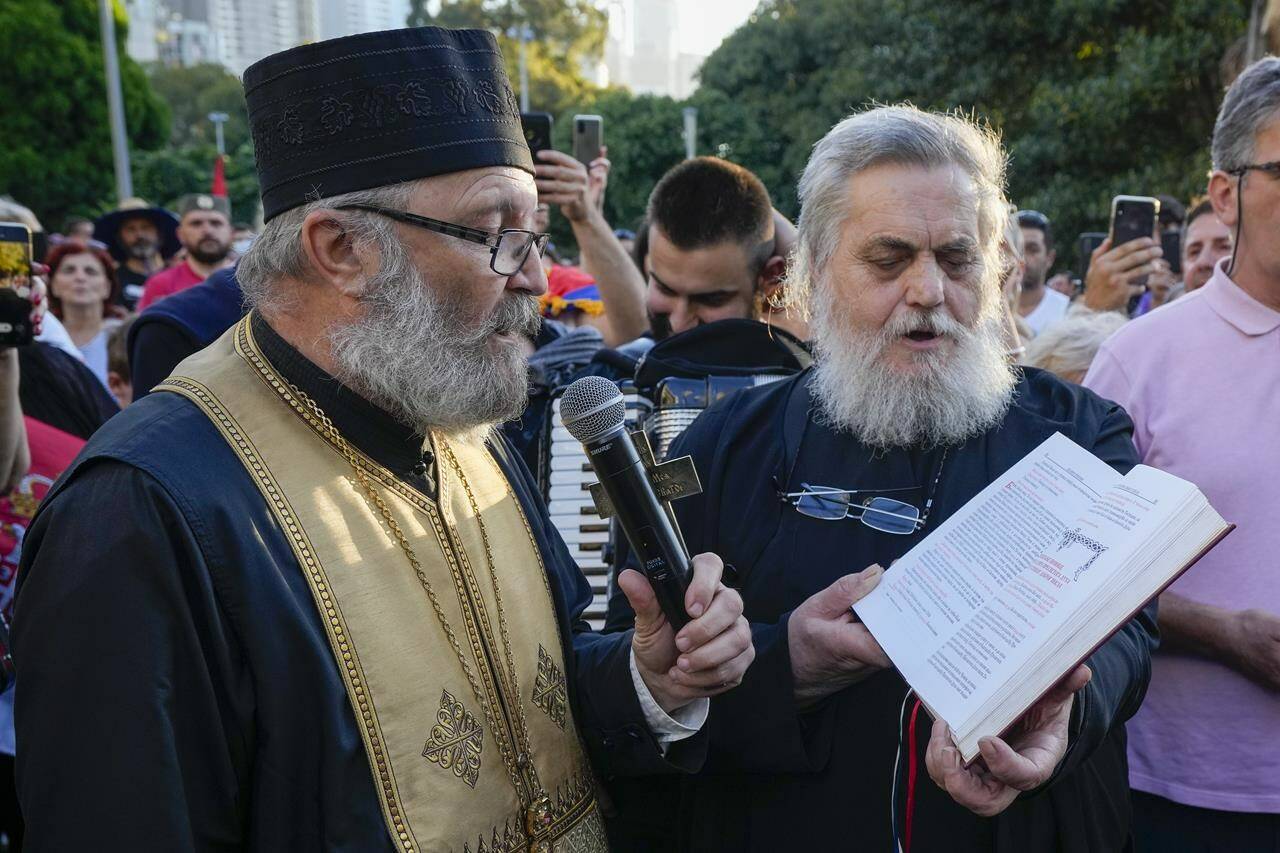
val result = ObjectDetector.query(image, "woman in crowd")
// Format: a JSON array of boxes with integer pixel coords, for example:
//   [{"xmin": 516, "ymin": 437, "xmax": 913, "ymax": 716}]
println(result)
[
  {"xmin": 1023, "ymin": 308, "xmax": 1128, "ymax": 383},
  {"xmin": 45, "ymin": 242, "xmax": 125, "ymax": 389}
]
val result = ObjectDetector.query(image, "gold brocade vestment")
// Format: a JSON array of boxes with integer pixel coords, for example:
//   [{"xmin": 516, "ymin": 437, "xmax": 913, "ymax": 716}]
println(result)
[{"xmin": 157, "ymin": 317, "xmax": 607, "ymax": 853}]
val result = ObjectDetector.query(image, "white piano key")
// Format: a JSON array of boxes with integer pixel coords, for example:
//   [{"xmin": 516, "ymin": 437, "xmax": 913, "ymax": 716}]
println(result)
[
  {"xmin": 550, "ymin": 455, "xmax": 593, "ymax": 472},
  {"xmin": 550, "ymin": 468, "xmax": 597, "ymax": 486},
  {"xmin": 547, "ymin": 500, "xmax": 599, "ymax": 517},
  {"xmin": 549, "ymin": 483, "xmax": 595, "ymax": 501},
  {"xmin": 557, "ymin": 528, "xmax": 610, "ymax": 545}
]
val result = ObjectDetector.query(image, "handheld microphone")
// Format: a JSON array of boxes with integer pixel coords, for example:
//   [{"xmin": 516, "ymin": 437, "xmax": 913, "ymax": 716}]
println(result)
[{"xmin": 560, "ymin": 376, "xmax": 692, "ymax": 630}]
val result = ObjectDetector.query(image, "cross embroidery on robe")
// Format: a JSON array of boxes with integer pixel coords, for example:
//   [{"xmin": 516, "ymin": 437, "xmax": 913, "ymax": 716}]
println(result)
[
  {"xmin": 422, "ymin": 689, "xmax": 484, "ymax": 788},
  {"xmin": 533, "ymin": 644, "xmax": 568, "ymax": 730}
]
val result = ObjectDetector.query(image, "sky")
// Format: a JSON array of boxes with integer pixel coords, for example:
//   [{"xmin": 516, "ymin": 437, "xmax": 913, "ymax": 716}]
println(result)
[{"xmin": 677, "ymin": 0, "xmax": 760, "ymax": 57}]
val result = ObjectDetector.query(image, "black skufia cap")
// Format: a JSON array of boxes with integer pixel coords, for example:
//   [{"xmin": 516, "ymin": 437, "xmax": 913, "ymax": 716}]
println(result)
[{"xmin": 243, "ymin": 27, "xmax": 534, "ymax": 222}]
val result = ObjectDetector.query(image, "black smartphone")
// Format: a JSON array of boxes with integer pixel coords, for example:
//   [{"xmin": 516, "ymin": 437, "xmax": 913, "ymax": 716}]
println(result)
[
  {"xmin": 1110, "ymin": 195, "xmax": 1159, "ymax": 247},
  {"xmin": 572, "ymin": 114, "xmax": 603, "ymax": 167},
  {"xmin": 1077, "ymin": 231, "xmax": 1107, "ymax": 281},
  {"xmin": 1160, "ymin": 229, "xmax": 1183, "ymax": 276},
  {"xmin": 520, "ymin": 111, "xmax": 553, "ymax": 155},
  {"xmin": 0, "ymin": 222, "xmax": 34, "ymax": 347}
]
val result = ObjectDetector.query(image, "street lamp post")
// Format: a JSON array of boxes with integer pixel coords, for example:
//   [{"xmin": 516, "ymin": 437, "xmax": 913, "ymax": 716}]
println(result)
[
  {"xmin": 507, "ymin": 24, "xmax": 534, "ymax": 112},
  {"xmin": 99, "ymin": 0, "xmax": 133, "ymax": 202},
  {"xmin": 683, "ymin": 107, "xmax": 698, "ymax": 160},
  {"xmin": 208, "ymin": 111, "xmax": 229, "ymax": 156}
]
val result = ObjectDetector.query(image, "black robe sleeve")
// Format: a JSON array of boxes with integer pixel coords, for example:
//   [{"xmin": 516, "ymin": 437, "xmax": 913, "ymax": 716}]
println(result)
[{"xmin": 13, "ymin": 461, "xmax": 251, "ymax": 852}]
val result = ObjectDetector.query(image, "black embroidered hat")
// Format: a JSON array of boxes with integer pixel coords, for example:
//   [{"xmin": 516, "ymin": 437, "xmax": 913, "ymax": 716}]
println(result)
[{"xmin": 243, "ymin": 27, "xmax": 534, "ymax": 222}]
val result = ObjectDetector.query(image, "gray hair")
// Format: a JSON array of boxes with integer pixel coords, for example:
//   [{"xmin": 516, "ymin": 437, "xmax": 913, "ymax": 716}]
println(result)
[
  {"xmin": 1022, "ymin": 309, "xmax": 1127, "ymax": 381},
  {"xmin": 1212, "ymin": 56, "xmax": 1280, "ymax": 172},
  {"xmin": 237, "ymin": 180, "xmax": 419, "ymax": 312},
  {"xmin": 786, "ymin": 104, "xmax": 1009, "ymax": 310}
]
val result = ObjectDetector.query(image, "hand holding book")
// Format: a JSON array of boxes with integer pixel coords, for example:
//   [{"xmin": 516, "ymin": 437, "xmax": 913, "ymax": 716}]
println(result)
[{"xmin": 926, "ymin": 663, "xmax": 1091, "ymax": 817}]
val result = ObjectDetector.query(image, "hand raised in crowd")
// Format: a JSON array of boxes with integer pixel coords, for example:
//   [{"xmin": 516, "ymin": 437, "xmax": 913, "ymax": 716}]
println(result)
[
  {"xmin": 587, "ymin": 145, "xmax": 610, "ymax": 212},
  {"xmin": 1083, "ymin": 236, "xmax": 1162, "ymax": 312},
  {"xmin": 619, "ymin": 552, "xmax": 754, "ymax": 714},
  {"xmin": 1228, "ymin": 608, "xmax": 1280, "ymax": 691},
  {"xmin": 1045, "ymin": 272, "xmax": 1076, "ymax": 298},
  {"xmin": 927, "ymin": 664, "xmax": 1092, "ymax": 817},
  {"xmin": 788, "ymin": 565, "xmax": 893, "ymax": 710},
  {"xmin": 535, "ymin": 149, "xmax": 597, "ymax": 224},
  {"xmin": 1145, "ymin": 259, "xmax": 1177, "ymax": 310}
]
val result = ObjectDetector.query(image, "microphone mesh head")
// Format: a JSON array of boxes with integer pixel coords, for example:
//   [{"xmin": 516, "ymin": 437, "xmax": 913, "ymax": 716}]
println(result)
[{"xmin": 561, "ymin": 376, "xmax": 627, "ymax": 444}]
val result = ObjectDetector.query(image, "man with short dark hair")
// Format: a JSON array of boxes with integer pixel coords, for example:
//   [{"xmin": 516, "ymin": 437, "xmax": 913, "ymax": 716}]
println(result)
[
  {"xmin": 136, "ymin": 195, "xmax": 234, "ymax": 311},
  {"xmin": 644, "ymin": 157, "xmax": 791, "ymax": 339},
  {"xmin": 1014, "ymin": 209, "xmax": 1070, "ymax": 334},
  {"xmin": 1181, "ymin": 199, "xmax": 1233, "ymax": 293}
]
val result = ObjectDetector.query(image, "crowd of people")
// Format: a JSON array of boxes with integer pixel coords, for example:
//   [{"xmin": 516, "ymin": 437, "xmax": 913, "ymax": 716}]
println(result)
[{"xmin": 0, "ymin": 22, "xmax": 1275, "ymax": 853}]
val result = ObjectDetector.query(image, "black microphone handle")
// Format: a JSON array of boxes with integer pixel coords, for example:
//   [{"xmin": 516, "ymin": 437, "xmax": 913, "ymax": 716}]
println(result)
[{"xmin": 584, "ymin": 428, "xmax": 692, "ymax": 630}]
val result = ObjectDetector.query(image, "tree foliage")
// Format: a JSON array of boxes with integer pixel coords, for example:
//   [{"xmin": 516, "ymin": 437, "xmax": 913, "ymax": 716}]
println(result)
[
  {"xmin": 134, "ymin": 62, "xmax": 260, "ymax": 223},
  {"xmin": 692, "ymin": 0, "xmax": 1248, "ymax": 268},
  {"xmin": 408, "ymin": 0, "xmax": 606, "ymax": 116},
  {"xmin": 0, "ymin": 0, "xmax": 169, "ymax": 227}
]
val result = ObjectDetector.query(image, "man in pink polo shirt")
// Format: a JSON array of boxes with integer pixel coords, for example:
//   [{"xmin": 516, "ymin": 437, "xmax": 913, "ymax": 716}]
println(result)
[
  {"xmin": 1084, "ymin": 57, "xmax": 1280, "ymax": 852},
  {"xmin": 137, "ymin": 194, "xmax": 234, "ymax": 311}
]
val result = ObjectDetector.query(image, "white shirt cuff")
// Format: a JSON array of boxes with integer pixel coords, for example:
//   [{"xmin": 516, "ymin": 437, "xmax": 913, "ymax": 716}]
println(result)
[{"xmin": 629, "ymin": 647, "xmax": 709, "ymax": 749}]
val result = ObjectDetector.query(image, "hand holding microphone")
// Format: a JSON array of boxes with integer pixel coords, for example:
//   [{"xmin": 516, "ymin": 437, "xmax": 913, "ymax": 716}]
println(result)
[{"xmin": 561, "ymin": 376, "xmax": 753, "ymax": 712}]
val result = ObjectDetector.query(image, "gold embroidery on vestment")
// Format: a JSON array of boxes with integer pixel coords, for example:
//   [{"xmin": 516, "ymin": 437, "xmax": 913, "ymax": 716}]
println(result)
[
  {"xmin": 533, "ymin": 644, "xmax": 568, "ymax": 730},
  {"xmin": 422, "ymin": 689, "xmax": 484, "ymax": 788}
]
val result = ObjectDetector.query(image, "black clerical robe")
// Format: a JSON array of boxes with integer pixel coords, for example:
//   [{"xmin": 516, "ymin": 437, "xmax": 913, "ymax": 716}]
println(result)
[
  {"xmin": 605, "ymin": 367, "xmax": 1156, "ymax": 852},
  {"xmin": 13, "ymin": 314, "xmax": 701, "ymax": 851}
]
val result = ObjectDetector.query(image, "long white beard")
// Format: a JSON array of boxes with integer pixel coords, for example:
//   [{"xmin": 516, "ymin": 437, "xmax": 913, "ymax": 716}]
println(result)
[
  {"xmin": 328, "ymin": 251, "xmax": 540, "ymax": 436},
  {"xmin": 809, "ymin": 283, "xmax": 1016, "ymax": 450}
]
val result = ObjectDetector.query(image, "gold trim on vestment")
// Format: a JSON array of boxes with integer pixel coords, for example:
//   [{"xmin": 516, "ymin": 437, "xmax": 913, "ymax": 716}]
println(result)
[{"xmin": 157, "ymin": 316, "xmax": 606, "ymax": 853}]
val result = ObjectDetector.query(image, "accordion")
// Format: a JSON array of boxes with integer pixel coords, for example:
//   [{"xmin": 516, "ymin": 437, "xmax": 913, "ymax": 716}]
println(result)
[{"xmin": 542, "ymin": 375, "xmax": 788, "ymax": 629}]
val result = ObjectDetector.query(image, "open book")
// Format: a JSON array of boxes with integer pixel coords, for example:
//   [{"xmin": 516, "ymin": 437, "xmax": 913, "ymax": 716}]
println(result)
[{"xmin": 854, "ymin": 432, "xmax": 1232, "ymax": 763}]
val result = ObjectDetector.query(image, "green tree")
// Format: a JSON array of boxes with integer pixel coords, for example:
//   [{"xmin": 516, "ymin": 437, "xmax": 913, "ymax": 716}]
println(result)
[
  {"xmin": 0, "ymin": 0, "xmax": 169, "ymax": 226},
  {"xmin": 146, "ymin": 63, "xmax": 251, "ymax": 151},
  {"xmin": 135, "ymin": 61, "xmax": 260, "ymax": 222},
  {"xmin": 407, "ymin": 0, "xmax": 606, "ymax": 116},
  {"xmin": 693, "ymin": 0, "xmax": 1248, "ymax": 269}
]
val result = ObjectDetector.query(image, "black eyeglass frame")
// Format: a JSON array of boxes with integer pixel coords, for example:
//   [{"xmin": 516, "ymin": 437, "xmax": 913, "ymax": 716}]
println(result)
[
  {"xmin": 335, "ymin": 203, "xmax": 551, "ymax": 276},
  {"xmin": 1228, "ymin": 160, "xmax": 1280, "ymax": 178}
]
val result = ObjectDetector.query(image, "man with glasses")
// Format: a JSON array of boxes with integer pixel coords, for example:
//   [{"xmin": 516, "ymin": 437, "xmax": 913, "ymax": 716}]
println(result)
[
  {"xmin": 646, "ymin": 104, "xmax": 1157, "ymax": 851},
  {"xmin": 11, "ymin": 27, "xmax": 754, "ymax": 850},
  {"xmin": 1085, "ymin": 57, "xmax": 1280, "ymax": 853}
]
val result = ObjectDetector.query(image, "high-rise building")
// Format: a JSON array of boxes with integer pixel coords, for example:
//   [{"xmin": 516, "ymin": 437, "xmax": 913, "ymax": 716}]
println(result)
[
  {"xmin": 125, "ymin": 0, "xmax": 412, "ymax": 74},
  {"xmin": 602, "ymin": 0, "xmax": 704, "ymax": 99}
]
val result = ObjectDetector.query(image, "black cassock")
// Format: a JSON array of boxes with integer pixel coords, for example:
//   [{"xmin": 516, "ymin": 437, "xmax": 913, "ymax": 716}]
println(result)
[
  {"xmin": 13, "ymin": 318, "xmax": 701, "ymax": 852},
  {"xmin": 605, "ymin": 368, "xmax": 1157, "ymax": 852}
]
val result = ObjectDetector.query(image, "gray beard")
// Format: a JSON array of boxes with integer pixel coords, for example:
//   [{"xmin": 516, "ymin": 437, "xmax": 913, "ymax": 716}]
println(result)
[
  {"xmin": 328, "ymin": 254, "xmax": 541, "ymax": 436},
  {"xmin": 809, "ymin": 283, "xmax": 1017, "ymax": 450}
]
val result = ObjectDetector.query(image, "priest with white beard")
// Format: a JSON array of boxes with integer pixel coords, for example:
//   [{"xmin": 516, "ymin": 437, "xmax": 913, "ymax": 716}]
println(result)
[{"xmin": 608, "ymin": 105, "xmax": 1157, "ymax": 851}]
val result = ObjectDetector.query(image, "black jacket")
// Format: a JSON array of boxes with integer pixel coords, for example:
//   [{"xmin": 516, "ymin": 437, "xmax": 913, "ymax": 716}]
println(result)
[{"xmin": 606, "ymin": 367, "xmax": 1155, "ymax": 852}]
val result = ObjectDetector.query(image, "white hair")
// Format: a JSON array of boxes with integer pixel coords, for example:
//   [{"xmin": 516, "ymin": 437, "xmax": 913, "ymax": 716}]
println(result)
[
  {"xmin": 785, "ymin": 104, "xmax": 1010, "ymax": 313},
  {"xmin": 1022, "ymin": 309, "xmax": 1127, "ymax": 382},
  {"xmin": 237, "ymin": 181, "xmax": 418, "ymax": 314},
  {"xmin": 795, "ymin": 105, "xmax": 1018, "ymax": 448}
]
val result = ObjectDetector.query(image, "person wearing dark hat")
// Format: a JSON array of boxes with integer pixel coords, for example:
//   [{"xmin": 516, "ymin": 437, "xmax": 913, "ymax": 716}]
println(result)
[
  {"xmin": 12, "ymin": 26, "xmax": 753, "ymax": 852},
  {"xmin": 92, "ymin": 198, "xmax": 180, "ymax": 310},
  {"xmin": 136, "ymin": 194, "xmax": 234, "ymax": 311}
]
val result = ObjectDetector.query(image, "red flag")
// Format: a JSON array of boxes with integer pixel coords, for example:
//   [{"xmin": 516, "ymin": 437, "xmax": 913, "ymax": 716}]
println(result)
[{"xmin": 211, "ymin": 155, "xmax": 227, "ymax": 198}]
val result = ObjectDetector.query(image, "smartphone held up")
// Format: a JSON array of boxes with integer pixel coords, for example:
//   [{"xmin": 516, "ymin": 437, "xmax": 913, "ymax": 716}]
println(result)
[{"xmin": 0, "ymin": 222, "xmax": 34, "ymax": 347}]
